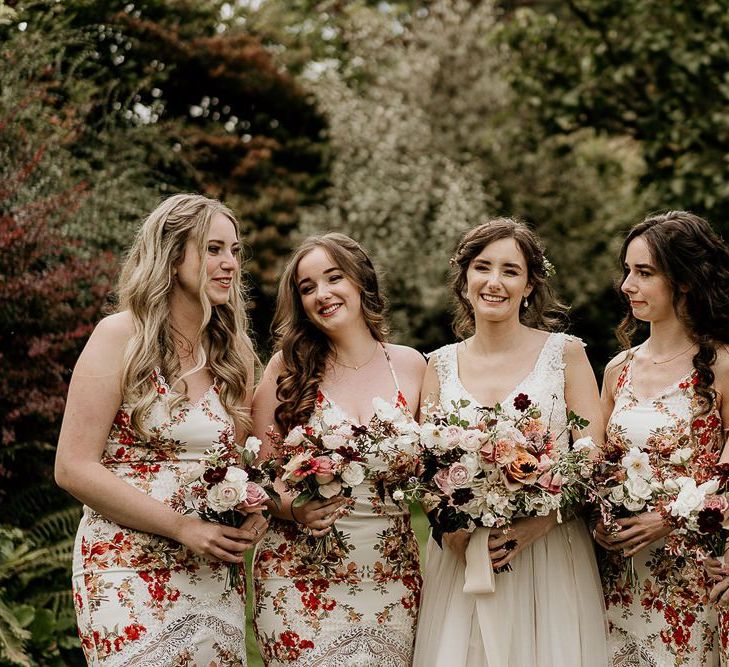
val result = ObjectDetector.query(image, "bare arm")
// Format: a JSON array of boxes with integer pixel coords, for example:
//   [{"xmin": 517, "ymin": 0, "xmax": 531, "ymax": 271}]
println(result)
[
  {"xmin": 418, "ymin": 355, "xmax": 441, "ymax": 425},
  {"xmin": 564, "ymin": 338, "xmax": 605, "ymax": 447},
  {"xmin": 55, "ymin": 314, "xmax": 258, "ymax": 563}
]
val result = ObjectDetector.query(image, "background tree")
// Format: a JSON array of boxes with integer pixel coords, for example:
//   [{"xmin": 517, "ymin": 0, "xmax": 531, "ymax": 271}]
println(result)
[
  {"xmin": 240, "ymin": 0, "xmax": 646, "ymax": 359},
  {"xmin": 502, "ymin": 0, "xmax": 729, "ymax": 231}
]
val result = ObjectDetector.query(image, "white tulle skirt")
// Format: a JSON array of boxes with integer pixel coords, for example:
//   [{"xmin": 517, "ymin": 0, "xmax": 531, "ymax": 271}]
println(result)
[{"xmin": 413, "ymin": 519, "xmax": 609, "ymax": 667}]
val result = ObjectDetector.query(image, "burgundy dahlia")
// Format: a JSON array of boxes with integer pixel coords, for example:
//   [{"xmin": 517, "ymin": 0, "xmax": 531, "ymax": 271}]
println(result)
[{"xmin": 513, "ymin": 393, "xmax": 532, "ymax": 412}]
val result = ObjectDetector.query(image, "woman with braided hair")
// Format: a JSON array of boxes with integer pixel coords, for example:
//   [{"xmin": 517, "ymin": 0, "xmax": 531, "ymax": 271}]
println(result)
[{"xmin": 595, "ymin": 211, "xmax": 729, "ymax": 666}]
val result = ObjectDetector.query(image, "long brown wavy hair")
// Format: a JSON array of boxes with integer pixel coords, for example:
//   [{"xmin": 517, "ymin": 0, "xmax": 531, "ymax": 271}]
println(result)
[
  {"xmin": 272, "ymin": 233, "xmax": 388, "ymax": 432},
  {"xmin": 616, "ymin": 211, "xmax": 729, "ymax": 415},
  {"xmin": 117, "ymin": 193, "xmax": 256, "ymax": 436},
  {"xmin": 449, "ymin": 218, "xmax": 567, "ymax": 338}
]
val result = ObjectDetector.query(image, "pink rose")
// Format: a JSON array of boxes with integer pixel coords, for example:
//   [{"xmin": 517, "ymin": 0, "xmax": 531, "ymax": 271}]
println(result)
[
  {"xmin": 445, "ymin": 426, "xmax": 464, "ymax": 448},
  {"xmin": 494, "ymin": 438, "xmax": 518, "ymax": 466},
  {"xmin": 479, "ymin": 440, "xmax": 496, "ymax": 464},
  {"xmin": 537, "ymin": 471, "xmax": 563, "ymax": 494},
  {"xmin": 703, "ymin": 495, "xmax": 729, "ymax": 512},
  {"xmin": 447, "ymin": 463, "xmax": 472, "ymax": 488},
  {"xmin": 238, "ymin": 482, "xmax": 269, "ymax": 512},
  {"xmin": 434, "ymin": 468, "xmax": 454, "ymax": 495},
  {"xmin": 313, "ymin": 456, "xmax": 336, "ymax": 484}
]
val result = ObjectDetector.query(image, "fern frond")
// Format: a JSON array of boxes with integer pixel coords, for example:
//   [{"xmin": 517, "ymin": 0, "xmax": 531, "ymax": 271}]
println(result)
[
  {"xmin": 27, "ymin": 506, "xmax": 81, "ymax": 547},
  {"xmin": 25, "ymin": 588, "xmax": 75, "ymax": 617},
  {"xmin": 0, "ymin": 598, "xmax": 31, "ymax": 667},
  {"xmin": 0, "ymin": 539, "xmax": 74, "ymax": 581}
]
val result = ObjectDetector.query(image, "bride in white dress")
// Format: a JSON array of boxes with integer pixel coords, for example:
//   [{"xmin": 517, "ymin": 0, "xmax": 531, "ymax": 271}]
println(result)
[{"xmin": 413, "ymin": 218, "xmax": 609, "ymax": 667}]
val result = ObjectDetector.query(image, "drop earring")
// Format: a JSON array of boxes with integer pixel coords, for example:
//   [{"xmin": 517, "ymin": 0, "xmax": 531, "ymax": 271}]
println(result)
[{"xmin": 523, "ymin": 296, "xmax": 529, "ymax": 309}]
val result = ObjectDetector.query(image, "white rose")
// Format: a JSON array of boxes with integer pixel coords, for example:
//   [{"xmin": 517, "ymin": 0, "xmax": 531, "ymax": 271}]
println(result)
[
  {"xmin": 392, "ymin": 489, "xmax": 405, "ymax": 502},
  {"xmin": 322, "ymin": 434, "xmax": 347, "ymax": 450},
  {"xmin": 284, "ymin": 426, "xmax": 307, "ymax": 447},
  {"xmin": 319, "ymin": 480, "xmax": 343, "ymax": 499},
  {"xmin": 670, "ymin": 478, "xmax": 705, "ymax": 518},
  {"xmin": 243, "ymin": 436, "xmax": 262, "ymax": 456},
  {"xmin": 609, "ymin": 485, "xmax": 625, "ymax": 504},
  {"xmin": 622, "ymin": 447, "xmax": 653, "ymax": 480},
  {"xmin": 623, "ymin": 496, "xmax": 647, "ymax": 512},
  {"xmin": 206, "ymin": 467, "xmax": 249, "ymax": 512},
  {"xmin": 341, "ymin": 462, "xmax": 365, "ymax": 487},
  {"xmin": 573, "ymin": 436, "xmax": 596, "ymax": 453},
  {"xmin": 669, "ymin": 447, "xmax": 693, "ymax": 466},
  {"xmin": 181, "ymin": 462, "xmax": 206, "ymax": 485},
  {"xmin": 702, "ymin": 479, "xmax": 720, "ymax": 495},
  {"xmin": 663, "ymin": 478, "xmax": 680, "ymax": 493},
  {"xmin": 460, "ymin": 452, "xmax": 481, "ymax": 477},
  {"xmin": 494, "ymin": 423, "xmax": 528, "ymax": 448},
  {"xmin": 461, "ymin": 430, "xmax": 486, "ymax": 452},
  {"xmin": 625, "ymin": 476, "xmax": 653, "ymax": 502}
]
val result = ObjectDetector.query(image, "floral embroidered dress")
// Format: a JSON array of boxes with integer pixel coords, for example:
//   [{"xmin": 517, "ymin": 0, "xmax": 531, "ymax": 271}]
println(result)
[
  {"xmin": 413, "ymin": 333, "xmax": 609, "ymax": 667},
  {"xmin": 72, "ymin": 370, "xmax": 247, "ymax": 666},
  {"xmin": 601, "ymin": 356, "xmax": 724, "ymax": 667},
  {"xmin": 253, "ymin": 349, "xmax": 422, "ymax": 667}
]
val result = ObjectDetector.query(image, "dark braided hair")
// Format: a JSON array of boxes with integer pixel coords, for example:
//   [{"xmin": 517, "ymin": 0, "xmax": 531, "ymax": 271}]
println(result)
[
  {"xmin": 449, "ymin": 218, "xmax": 567, "ymax": 338},
  {"xmin": 616, "ymin": 211, "xmax": 729, "ymax": 415},
  {"xmin": 272, "ymin": 233, "xmax": 388, "ymax": 432}
]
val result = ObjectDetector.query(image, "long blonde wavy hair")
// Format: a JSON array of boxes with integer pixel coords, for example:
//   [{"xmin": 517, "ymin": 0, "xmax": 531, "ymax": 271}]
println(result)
[{"xmin": 117, "ymin": 193, "xmax": 255, "ymax": 436}]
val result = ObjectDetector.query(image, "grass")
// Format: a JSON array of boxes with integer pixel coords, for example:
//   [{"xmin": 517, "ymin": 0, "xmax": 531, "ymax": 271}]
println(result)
[{"xmin": 245, "ymin": 504, "xmax": 430, "ymax": 666}]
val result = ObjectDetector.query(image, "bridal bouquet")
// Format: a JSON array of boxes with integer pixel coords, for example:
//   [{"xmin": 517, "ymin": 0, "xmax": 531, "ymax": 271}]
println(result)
[
  {"xmin": 269, "ymin": 392, "xmax": 420, "ymax": 568},
  {"xmin": 417, "ymin": 393, "xmax": 597, "ymax": 554},
  {"xmin": 183, "ymin": 437, "xmax": 271, "ymax": 588}
]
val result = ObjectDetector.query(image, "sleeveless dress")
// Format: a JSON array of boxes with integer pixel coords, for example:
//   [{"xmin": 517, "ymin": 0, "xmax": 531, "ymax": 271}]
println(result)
[
  {"xmin": 72, "ymin": 370, "xmax": 247, "ymax": 666},
  {"xmin": 600, "ymin": 356, "xmax": 724, "ymax": 667},
  {"xmin": 413, "ymin": 333, "xmax": 609, "ymax": 667},
  {"xmin": 253, "ymin": 348, "xmax": 422, "ymax": 666}
]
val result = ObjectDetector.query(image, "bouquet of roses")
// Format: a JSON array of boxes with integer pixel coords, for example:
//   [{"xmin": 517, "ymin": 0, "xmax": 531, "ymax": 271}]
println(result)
[
  {"xmin": 594, "ymin": 436, "xmax": 729, "ymax": 585},
  {"xmin": 183, "ymin": 436, "xmax": 271, "ymax": 588},
  {"xmin": 416, "ymin": 392, "xmax": 598, "ymax": 564},
  {"xmin": 269, "ymin": 392, "xmax": 421, "ymax": 567}
]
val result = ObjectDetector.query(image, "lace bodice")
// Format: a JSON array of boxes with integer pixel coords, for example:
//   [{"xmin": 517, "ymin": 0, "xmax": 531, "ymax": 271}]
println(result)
[{"xmin": 431, "ymin": 332, "xmax": 576, "ymax": 451}]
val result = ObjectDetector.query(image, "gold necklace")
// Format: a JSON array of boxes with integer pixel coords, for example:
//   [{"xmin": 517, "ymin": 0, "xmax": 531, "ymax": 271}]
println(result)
[
  {"xmin": 646, "ymin": 341, "xmax": 696, "ymax": 365},
  {"xmin": 333, "ymin": 342, "xmax": 380, "ymax": 371}
]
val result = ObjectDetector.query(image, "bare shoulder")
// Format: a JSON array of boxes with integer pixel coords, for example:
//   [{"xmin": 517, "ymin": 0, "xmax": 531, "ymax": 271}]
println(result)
[
  {"xmin": 261, "ymin": 350, "xmax": 286, "ymax": 381},
  {"xmin": 71, "ymin": 312, "xmax": 134, "ymax": 377},
  {"xmin": 94, "ymin": 311, "xmax": 136, "ymax": 340},
  {"xmin": 562, "ymin": 335, "xmax": 587, "ymax": 362},
  {"xmin": 604, "ymin": 348, "xmax": 634, "ymax": 374},
  {"xmin": 385, "ymin": 343, "xmax": 427, "ymax": 372},
  {"xmin": 601, "ymin": 347, "xmax": 635, "ymax": 391}
]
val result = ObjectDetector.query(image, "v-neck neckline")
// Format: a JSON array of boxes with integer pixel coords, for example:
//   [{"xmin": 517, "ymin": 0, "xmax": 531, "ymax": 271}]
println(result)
[
  {"xmin": 453, "ymin": 333, "xmax": 555, "ymax": 409},
  {"xmin": 624, "ymin": 358, "xmax": 695, "ymax": 404}
]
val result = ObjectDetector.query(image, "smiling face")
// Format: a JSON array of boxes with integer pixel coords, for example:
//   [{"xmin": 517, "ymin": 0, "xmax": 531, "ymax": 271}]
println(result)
[
  {"xmin": 175, "ymin": 212, "xmax": 240, "ymax": 306},
  {"xmin": 466, "ymin": 237, "xmax": 532, "ymax": 324},
  {"xmin": 296, "ymin": 246, "xmax": 363, "ymax": 333},
  {"xmin": 621, "ymin": 235, "xmax": 675, "ymax": 323}
]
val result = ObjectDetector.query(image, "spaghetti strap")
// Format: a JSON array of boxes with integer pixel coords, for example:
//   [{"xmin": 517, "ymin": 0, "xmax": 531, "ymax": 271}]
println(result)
[{"xmin": 381, "ymin": 343, "xmax": 401, "ymax": 394}]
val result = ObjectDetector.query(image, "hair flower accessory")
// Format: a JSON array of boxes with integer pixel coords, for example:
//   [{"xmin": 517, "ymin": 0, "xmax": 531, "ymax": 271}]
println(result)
[{"xmin": 542, "ymin": 256, "xmax": 556, "ymax": 278}]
